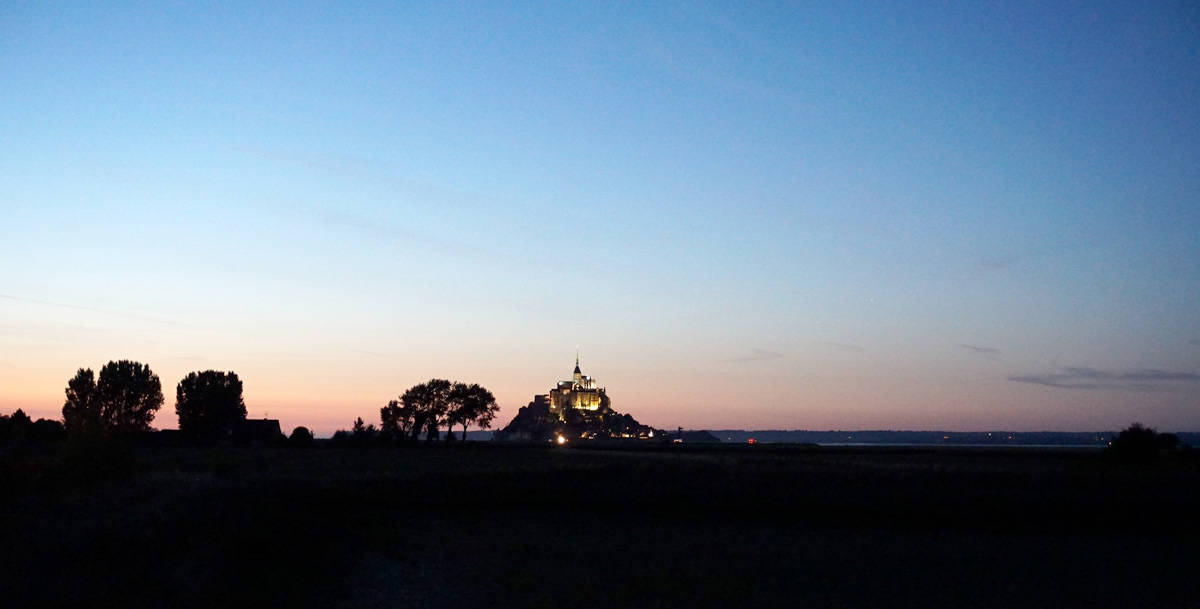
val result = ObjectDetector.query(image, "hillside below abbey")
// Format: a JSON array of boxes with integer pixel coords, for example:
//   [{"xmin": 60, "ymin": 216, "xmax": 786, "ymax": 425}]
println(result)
[{"xmin": 495, "ymin": 357, "xmax": 659, "ymax": 442}]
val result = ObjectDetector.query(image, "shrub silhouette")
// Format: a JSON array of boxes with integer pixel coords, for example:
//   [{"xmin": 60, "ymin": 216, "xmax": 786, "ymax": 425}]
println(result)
[
  {"xmin": 30, "ymin": 417, "xmax": 65, "ymax": 442},
  {"xmin": 0, "ymin": 409, "xmax": 33, "ymax": 444},
  {"xmin": 1107, "ymin": 422, "xmax": 1179, "ymax": 462},
  {"xmin": 288, "ymin": 426, "xmax": 315, "ymax": 447},
  {"xmin": 352, "ymin": 417, "xmax": 377, "ymax": 438}
]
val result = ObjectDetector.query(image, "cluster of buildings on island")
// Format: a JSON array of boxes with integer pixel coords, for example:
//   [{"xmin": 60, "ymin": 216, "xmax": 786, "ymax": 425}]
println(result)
[
  {"xmin": 495, "ymin": 354, "xmax": 665, "ymax": 442},
  {"xmin": 529, "ymin": 354, "xmax": 607, "ymax": 413}
]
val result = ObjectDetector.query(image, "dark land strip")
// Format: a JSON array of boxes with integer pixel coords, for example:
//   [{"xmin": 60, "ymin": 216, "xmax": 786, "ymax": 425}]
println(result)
[{"xmin": 3, "ymin": 443, "xmax": 1197, "ymax": 608}]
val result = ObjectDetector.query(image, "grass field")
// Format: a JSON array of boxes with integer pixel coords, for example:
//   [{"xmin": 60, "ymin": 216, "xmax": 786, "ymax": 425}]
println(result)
[{"xmin": 3, "ymin": 442, "xmax": 1197, "ymax": 608}]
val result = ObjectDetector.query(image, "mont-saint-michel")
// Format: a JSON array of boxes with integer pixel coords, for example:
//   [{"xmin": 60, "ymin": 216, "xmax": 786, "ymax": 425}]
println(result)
[
  {"xmin": 5, "ymin": 3, "xmax": 1197, "ymax": 606},
  {"xmin": 495, "ymin": 356, "xmax": 660, "ymax": 442},
  {"xmin": 4, "ymin": 354, "xmax": 1197, "ymax": 609}
]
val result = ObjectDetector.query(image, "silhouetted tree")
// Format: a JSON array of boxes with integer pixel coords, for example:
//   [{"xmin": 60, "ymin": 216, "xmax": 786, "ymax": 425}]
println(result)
[
  {"xmin": 62, "ymin": 368, "xmax": 99, "ymax": 434},
  {"xmin": 380, "ymin": 399, "xmax": 419, "ymax": 441},
  {"xmin": 1108, "ymin": 422, "xmax": 1180, "ymax": 462},
  {"xmin": 0, "ymin": 409, "xmax": 32, "ymax": 444},
  {"xmin": 352, "ymin": 417, "xmax": 379, "ymax": 443},
  {"xmin": 29, "ymin": 418, "xmax": 65, "ymax": 442},
  {"xmin": 10, "ymin": 409, "xmax": 31, "ymax": 427},
  {"xmin": 289, "ymin": 426, "xmax": 314, "ymax": 447},
  {"xmin": 381, "ymin": 379, "xmax": 497, "ymax": 443},
  {"xmin": 473, "ymin": 390, "xmax": 500, "ymax": 434},
  {"xmin": 447, "ymin": 382, "xmax": 498, "ymax": 442},
  {"xmin": 175, "ymin": 370, "xmax": 247, "ymax": 443},
  {"xmin": 327, "ymin": 418, "xmax": 381, "ymax": 448},
  {"xmin": 97, "ymin": 361, "xmax": 163, "ymax": 432},
  {"xmin": 2, "ymin": 410, "xmax": 67, "ymax": 444},
  {"xmin": 63, "ymin": 361, "xmax": 163, "ymax": 435},
  {"xmin": 399, "ymin": 379, "xmax": 453, "ymax": 441},
  {"xmin": 331, "ymin": 429, "xmax": 352, "ymax": 446}
]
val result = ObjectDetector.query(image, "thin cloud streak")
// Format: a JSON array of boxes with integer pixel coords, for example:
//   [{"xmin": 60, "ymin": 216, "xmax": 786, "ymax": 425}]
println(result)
[
  {"xmin": 723, "ymin": 349, "xmax": 783, "ymax": 363},
  {"xmin": 1008, "ymin": 367, "xmax": 1200, "ymax": 390},
  {"xmin": 238, "ymin": 145, "xmax": 525, "ymax": 266},
  {"xmin": 960, "ymin": 344, "xmax": 1001, "ymax": 359},
  {"xmin": 0, "ymin": 293, "xmax": 192, "ymax": 328},
  {"xmin": 350, "ymin": 348, "xmax": 396, "ymax": 359},
  {"xmin": 318, "ymin": 208, "xmax": 528, "ymax": 269},
  {"xmin": 320, "ymin": 209, "xmax": 484, "ymax": 257},
  {"xmin": 816, "ymin": 341, "xmax": 865, "ymax": 353},
  {"xmin": 976, "ymin": 258, "xmax": 1013, "ymax": 271}
]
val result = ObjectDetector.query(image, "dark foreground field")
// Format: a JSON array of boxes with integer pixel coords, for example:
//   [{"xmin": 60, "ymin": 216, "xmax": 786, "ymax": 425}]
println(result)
[{"xmin": 3, "ymin": 442, "xmax": 1198, "ymax": 608}]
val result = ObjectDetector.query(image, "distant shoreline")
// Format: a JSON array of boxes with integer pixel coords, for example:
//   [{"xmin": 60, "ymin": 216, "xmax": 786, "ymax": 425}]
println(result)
[
  {"xmin": 815, "ymin": 443, "xmax": 1103, "ymax": 449},
  {"xmin": 465, "ymin": 428, "xmax": 1199, "ymax": 446}
]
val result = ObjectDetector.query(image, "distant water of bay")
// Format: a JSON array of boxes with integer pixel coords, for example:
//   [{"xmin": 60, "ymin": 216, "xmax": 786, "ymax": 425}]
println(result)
[{"xmin": 816, "ymin": 442, "xmax": 1103, "ymax": 449}]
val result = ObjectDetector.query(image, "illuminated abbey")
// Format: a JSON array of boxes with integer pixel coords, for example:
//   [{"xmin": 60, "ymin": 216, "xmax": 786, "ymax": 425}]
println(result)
[
  {"xmin": 495, "ymin": 354, "xmax": 660, "ymax": 442},
  {"xmin": 544, "ymin": 355, "xmax": 606, "ymax": 413}
]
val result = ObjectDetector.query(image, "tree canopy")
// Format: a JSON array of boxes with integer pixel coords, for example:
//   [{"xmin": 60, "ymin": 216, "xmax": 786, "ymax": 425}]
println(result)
[
  {"xmin": 63, "ymin": 360, "xmax": 163, "ymax": 434},
  {"xmin": 288, "ymin": 426, "xmax": 314, "ymax": 446},
  {"xmin": 380, "ymin": 379, "xmax": 497, "ymax": 442},
  {"xmin": 0, "ymin": 409, "xmax": 65, "ymax": 444},
  {"xmin": 62, "ymin": 368, "xmax": 98, "ymax": 432},
  {"xmin": 447, "ymin": 382, "xmax": 499, "ymax": 441},
  {"xmin": 403, "ymin": 379, "xmax": 454, "ymax": 441},
  {"xmin": 380, "ymin": 398, "xmax": 418, "ymax": 441},
  {"xmin": 175, "ymin": 370, "xmax": 247, "ymax": 442}
]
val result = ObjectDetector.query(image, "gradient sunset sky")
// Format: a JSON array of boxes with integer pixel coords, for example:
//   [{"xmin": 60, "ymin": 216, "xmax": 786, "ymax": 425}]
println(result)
[{"xmin": 3, "ymin": 2, "xmax": 1198, "ymax": 435}]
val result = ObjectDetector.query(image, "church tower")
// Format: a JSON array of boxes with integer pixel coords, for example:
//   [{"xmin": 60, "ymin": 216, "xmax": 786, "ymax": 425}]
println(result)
[{"xmin": 544, "ymin": 351, "xmax": 604, "ymax": 412}]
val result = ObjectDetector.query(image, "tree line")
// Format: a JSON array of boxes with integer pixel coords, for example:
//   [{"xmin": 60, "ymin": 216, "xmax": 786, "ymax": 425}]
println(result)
[
  {"xmin": 61, "ymin": 360, "xmax": 247, "ymax": 442},
  {"xmin": 379, "ymin": 379, "xmax": 498, "ymax": 442},
  {"xmin": 332, "ymin": 378, "xmax": 500, "ymax": 444},
  {"xmin": 0, "ymin": 409, "xmax": 64, "ymax": 443},
  {"xmin": 0, "ymin": 360, "xmax": 501, "ymax": 446}
]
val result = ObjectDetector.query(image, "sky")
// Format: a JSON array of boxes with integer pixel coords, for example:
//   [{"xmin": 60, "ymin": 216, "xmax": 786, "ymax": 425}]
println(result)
[{"xmin": 2, "ymin": 1, "xmax": 1199, "ymax": 435}]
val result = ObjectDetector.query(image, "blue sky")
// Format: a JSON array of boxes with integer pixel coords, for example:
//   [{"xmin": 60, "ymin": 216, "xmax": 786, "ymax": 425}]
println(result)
[{"xmin": 2, "ymin": 1, "xmax": 1198, "ymax": 433}]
